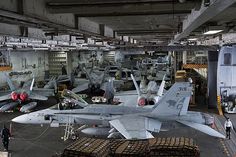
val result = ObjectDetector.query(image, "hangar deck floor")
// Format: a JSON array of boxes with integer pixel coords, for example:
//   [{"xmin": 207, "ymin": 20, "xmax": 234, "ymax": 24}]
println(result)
[{"xmin": 0, "ymin": 97, "xmax": 233, "ymax": 157}]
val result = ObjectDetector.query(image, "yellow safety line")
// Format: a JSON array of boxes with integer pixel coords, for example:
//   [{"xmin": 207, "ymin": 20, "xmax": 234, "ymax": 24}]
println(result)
[
  {"xmin": 0, "ymin": 66, "xmax": 12, "ymax": 71},
  {"xmin": 217, "ymin": 96, "xmax": 223, "ymax": 116},
  {"xmin": 182, "ymin": 64, "xmax": 208, "ymax": 69},
  {"xmin": 220, "ymin": 139, "xmax": 230, "ymax": 157}
]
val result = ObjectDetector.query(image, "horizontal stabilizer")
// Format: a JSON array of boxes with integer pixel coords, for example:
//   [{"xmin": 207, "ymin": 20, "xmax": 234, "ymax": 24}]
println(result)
[
  {"xmin": 29, "ymin": 93, "xmax": 48, "ymax": 101},
  {"xmin": 72, "ymin": 83, "xmax": 89, "ymax": 93},
  {"xmin": 0, "ymin": 94, "xmax": 12, "ymax": 101},
  {"xmin": 177, "ymin": 120, "xmax": 225, "ymax": 139}
]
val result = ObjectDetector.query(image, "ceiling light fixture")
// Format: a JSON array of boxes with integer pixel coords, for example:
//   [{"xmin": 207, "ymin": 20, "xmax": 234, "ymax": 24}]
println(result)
[
  {"xmin": 179, "ymin": 0, "xmax": 186, "ymax": 3},
  {"xmin": 204, "ymin": 30, "xmax": 223, "ymax": 35},
  {"xmin": 188, "ymin": 38, "xmax": 198, "ymax": 41},
  {"xmin": 203, "ymin": 26, "xmax": 224, "ymax": 35}
]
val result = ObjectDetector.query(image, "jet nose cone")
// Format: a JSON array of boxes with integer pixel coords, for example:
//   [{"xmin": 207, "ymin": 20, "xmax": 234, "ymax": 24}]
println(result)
[{"xmin": 12, "ymin": 114, "xmax": 28, "ymax": 124}]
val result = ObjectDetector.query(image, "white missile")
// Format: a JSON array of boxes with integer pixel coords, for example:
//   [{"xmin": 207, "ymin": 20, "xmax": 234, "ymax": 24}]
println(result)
[
  {"xmin": 0, "ymin": 102, "xmax": 18, "ymax": 112},
  {"xmin": 0, "ymin": 101, "xmax": 7, "ymax": 107},
  {"xmin": 81, "ymin": 127, "xmax": 110, "ymax": 136},
  {"xmin": 20, "ymin": 102, "xmax": 37, "ymax": 113}
]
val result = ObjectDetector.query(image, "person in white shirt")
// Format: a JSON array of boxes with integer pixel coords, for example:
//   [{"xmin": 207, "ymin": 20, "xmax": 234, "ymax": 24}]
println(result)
[{"xmin": 224, "ymin": 118, "xmax": 233, "ymax": 139}]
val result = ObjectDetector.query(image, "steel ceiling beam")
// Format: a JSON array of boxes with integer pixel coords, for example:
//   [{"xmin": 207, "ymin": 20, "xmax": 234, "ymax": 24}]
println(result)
[
  {"xmin": 0, "ymin": 9, "xmax": 117, "ymax": 42},
  {"xmin": 47, "ymin": 0, "xmax": 176, "ymax": 5},
  {"xmin": 116, "ymin": 45, "xmax": 219, "ymax": 51},
  {"xmin": 174, "ymin": 0, "xmax": 236, "ymax": 42},
  {"xmin": 47, "ymin": 0, "xmax": 197, "ymax": 6},
  {"xmin": 74, "ymin": 11, "xmax": 191, "ymax": 17},
  {"xmin": 116, "ymin": 29, "xmax": 176, "ymax": 35},
  {"xmin": 47, "ymin": 1, "xmax": 197, "ymax": 16}
]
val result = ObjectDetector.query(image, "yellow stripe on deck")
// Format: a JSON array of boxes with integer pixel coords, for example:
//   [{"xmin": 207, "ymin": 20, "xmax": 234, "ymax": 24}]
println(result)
[
  {"xmin": 217, "ymin": 96, "xmax": 223, "ymax": 116},
  {"xmin": 0, "ymin": 66, "xmax": 12, "ymax": 71}
]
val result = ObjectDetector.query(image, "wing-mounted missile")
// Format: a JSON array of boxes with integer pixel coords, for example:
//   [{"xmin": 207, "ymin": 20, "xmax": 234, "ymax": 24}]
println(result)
[
  {"xmin": 81, "ymin": 127, "xmax": 110, "ymax": 136},
  {"xmin": 0, "ymin": 102, "xmax": 18, "ymax": 112},
  {"xmin": 20, "ymin": 102, "xmax": 37, "ymax": 113}
]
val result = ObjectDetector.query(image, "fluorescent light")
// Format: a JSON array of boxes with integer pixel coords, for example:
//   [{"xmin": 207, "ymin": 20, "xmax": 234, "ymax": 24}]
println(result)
[
  {"xmin": 203, "ymin": 30, "xmax": 223, "ymax": 35},
  {"xmin": 33, "ymin": 47, "xmax": 49, "ymax": 50},
  {"xmin": 188, "ymin": 38, "xmax": 198, "ymax": 41}
]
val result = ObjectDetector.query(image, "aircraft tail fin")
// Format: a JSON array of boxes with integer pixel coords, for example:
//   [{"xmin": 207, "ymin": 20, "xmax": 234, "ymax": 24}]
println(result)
[
  {"xmin": 157, "ymin": 74, "xmax": 165, "ymax": 97},
  {"xmin": 4, "ymin": 73, "xmax": 16, "ymax": 91},
  {"xmin": 30, "ymin": 77, "xmax": 35, "ymax": 91},
  {"xmin": 151, "ymin": 82, "xmax": 192, "ymax": 116},
  {"xmin": 103, "ymin": 78, "xmax": 115, "ymax": 100},
  {"xmin": 131, "ymin": 74, "xmax": 141, "ymax": 96},
  {"xmin": 82, "ymin": 67, "xmax": 92, "ymax": 83}
]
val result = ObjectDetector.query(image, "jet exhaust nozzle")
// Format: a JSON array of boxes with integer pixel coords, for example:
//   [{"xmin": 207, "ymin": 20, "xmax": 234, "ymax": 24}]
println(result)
[
  {"xmin": 19, "ymin": 92, "xmax": 28, "ymax": 102},
  {"xmin": 11, "ymin": 92, "xmax": 18, "ymax": 101}
]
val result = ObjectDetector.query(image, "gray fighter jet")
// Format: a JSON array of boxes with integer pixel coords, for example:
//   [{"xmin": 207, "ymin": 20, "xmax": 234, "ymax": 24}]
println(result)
[
  {"xmin": 44, "ymin": 75, "xmax": 72, "ymax": 91},
  {"xmin": 12, "ymin": 82, "xmax": 225, "ymax": 139},
  {"xmin": 115, "ymin": 74, "xmax": 165, "ymax": 107},
  {"xmin": 72, "ymin": 67, "xmax": 123, "ymax": 93},
  {"xmin": 0, "ymin": 73, "xmax": 54, "ymax": 102}
]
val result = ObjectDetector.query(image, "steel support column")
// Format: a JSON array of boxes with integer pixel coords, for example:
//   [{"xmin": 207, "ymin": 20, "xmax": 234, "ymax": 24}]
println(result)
[{"xmin": 207, "ymin": 51, "xmax": 219, "ymax": 108}]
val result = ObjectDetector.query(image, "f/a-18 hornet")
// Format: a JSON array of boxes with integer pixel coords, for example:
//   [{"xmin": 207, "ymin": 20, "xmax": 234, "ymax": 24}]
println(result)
[{"xmin": 12, "ymin": 82, "xmax": 225, "ymax": 139}]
